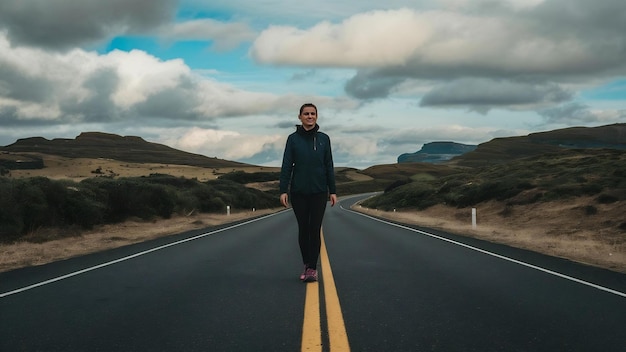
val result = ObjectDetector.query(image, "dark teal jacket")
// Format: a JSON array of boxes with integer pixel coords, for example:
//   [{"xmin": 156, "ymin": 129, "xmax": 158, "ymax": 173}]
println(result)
[{"xmin": 279, "ymin": 124, "xmax": 336, "ymax": 195}]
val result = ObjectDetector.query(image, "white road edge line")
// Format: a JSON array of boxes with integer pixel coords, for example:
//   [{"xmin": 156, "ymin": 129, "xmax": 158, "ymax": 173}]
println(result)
[
  {"xmin": 342, "ymin": 204, "xmax": 626, "ymax": 299},
  {"xmin": 0, "ymin": 211, "xmax": 287, "ymax": 298}
]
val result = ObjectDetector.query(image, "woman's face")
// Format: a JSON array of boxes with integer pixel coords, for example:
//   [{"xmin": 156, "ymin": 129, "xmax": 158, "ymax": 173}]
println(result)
[{"xmin": 299, "ymin": 106, "xmax": 318, "ymax": 130}]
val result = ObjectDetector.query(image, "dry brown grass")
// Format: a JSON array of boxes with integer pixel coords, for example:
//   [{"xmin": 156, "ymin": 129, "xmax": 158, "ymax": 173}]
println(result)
[
  {"xmin": 0, "ymin": 208, "xmax": 280, "ymax": 273},
  {"xmin": 7, "ymin": 154, "xmax": 279, "ymax": 182},
  {"xmin": 353, "ymin": 197, "xmax": 626, "ymax": 273}
]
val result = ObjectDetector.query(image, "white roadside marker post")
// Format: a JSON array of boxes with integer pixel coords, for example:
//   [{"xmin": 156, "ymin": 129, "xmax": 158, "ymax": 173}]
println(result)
[{"xmin": 472, "ymin": 208, "xmax": 477, "ymax": 229}]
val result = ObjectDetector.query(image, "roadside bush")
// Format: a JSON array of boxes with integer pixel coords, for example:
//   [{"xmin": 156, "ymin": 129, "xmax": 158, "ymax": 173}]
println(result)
[
  {"xmin": 384, "ymin": 178, "xmax": 412, "ymax": 193},
  {"xmin": 363, "ymin": 182, "xmax": 436, "ymax": 210},
  {"xmin": 0, "ymin": 174, "xmax": 285, "ymax": 242},
  {"xmin": 142, "ymin": 173, "xmax": 201, "ymax": 188},
  {"xmin": 436, "ymin": 179, "xmax": 465, "ymax": 194},
  {"xmin": 15, "ymin": 179, "xmax": 50, "ymax": 232},
  {"xmin": 0, "ymin": 177, "xmax": 108, "ymax": 242},
  {"xmin": 398, "ymin": 182, "xmax": 437, "ymax": 209},
  {"xmin": 442, "ymin": 179, "xmax": 526, "ymax": 207},
  {"xmin": 218, "ymin": 170, "xmax": 280, "ymax": 184},
  {"xmin": 82, "ymin": 178, "xmax": 177, "ymax": 222},
  {"xmin": 202, "ymin": 196, "xmax": 227, "ymax": 213},
  {"xmin": 192, "ymin": 186, "xmax": 227, "ymax": 212},
  {"xmin": 21, "ymin": 177, "xmax": 68, "ymax": 228},
  {"xmin": 136, "ymin": 183, "xmax": 177, "ymax": 219},
  {"xmin": 62, "ymin": 188, "xmax": 105, "ymax": 228},
  {"xmin": 0, "ymin": 178, "xmax": 22, "ymax": 242},
  {"xmin": 206, "ymin": 179, "xmax": 277, "ymax": 210}
]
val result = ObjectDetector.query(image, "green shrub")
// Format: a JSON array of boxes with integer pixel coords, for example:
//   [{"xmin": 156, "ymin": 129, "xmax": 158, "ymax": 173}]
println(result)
[
  {"xmin": 217, "ymin": 170, "xmax": 280, "ymax": 184},
  {"xmin": 206, "ymin": 179, "xmax": 277, "ymax": 210},
  {"xmin": 363, "ymin": 182, "xmax": 436, "ymax": 210},
  {"xmin": 436, "ymin": 179, "xmax": 465, "ymax": 194},
  {"xmin": 0, "ymin": 178, "xmax": 22, "ymax": 241},
  {"xmin": 0, "ymin": 174, "xmax": 287, "ymax": 242},
  {"xmin": 82, "ymin": 178, "xmax": 177, "ymax": 221},
  {"xmin": 356, "ymin": 149, "xmax": 626, "ymax": 211},
  {"xmin": 16, "ymin": 178, "xmax": 53, "ymax": 232},
  {"xmin": 384, "ymin": 178, "xmax": 411, "ymax": 193},
  {"xmin": 202, "ymin": 196, "xmax": 227, "ymax": 213},
  {"xmin": 62, "ymin": 188, "xmax": 105, "ymax": 228},
  {"xmin": 193, "ymin": 186, "xmax": 227, "ymax": 212}
]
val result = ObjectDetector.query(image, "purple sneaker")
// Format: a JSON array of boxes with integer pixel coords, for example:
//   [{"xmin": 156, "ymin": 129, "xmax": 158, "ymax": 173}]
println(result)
[
  {"xmin": 303, "ymin": 268, "xmax": 318, "ymax": 282},
  {"xmin": 300, "ymin": 265, "xmax": 307, "ymax": 281}
]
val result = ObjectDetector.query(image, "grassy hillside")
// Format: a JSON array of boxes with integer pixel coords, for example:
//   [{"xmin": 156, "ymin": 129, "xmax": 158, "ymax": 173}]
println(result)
[
  {"xmin": 363, "ymin": 148, "xmax": 626, "ymax": 213},
  {"xmin": 0, "ymin": 174, "xmax": 279, "ymax": 243},
  {"xmin": 1, "ymin": 132, "xmax": 247, "ymax": 168},
  {"xmin": 451, "ymin": 123, "xmax": 626, "ymax": 167}
]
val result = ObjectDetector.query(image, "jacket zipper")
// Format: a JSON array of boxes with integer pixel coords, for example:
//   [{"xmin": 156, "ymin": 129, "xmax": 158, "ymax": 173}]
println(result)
[{"xmin": 314, "ymin": 135, "xmax": 317, "ymax": 151}]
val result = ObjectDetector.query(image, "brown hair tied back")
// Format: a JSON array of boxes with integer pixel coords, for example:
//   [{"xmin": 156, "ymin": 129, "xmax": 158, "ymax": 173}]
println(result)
[{"xmin": 299, "ymin": 103, "xmax": 317, "ymax": 115}]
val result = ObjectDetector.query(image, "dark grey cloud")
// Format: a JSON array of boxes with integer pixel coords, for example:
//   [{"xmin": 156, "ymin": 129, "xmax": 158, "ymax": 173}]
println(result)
[
  {"xmin": 0, "ymin": 58, "xmax": 55, "ymax": 102},
  {"xmin": 60, "ymin": 68, "xmax": 120, "ymax": 122},
  {"xmin": 538, "ymin": 102, "xmax": 599, "ymax": 124},
  {"xmin": 335, "ymin": 0, "xmax": 626, "ymax": 112},
  {"xmin": 132, "ymin": 76, "xmax": 208, "ymax": 121},
  {"xmin": 531, "ymin": 0, "xmax": 626, "ymax": 41},
  {"xmin": 0, "ymin": 106, "xmax": 63, "ymax": 127},
  {"xmin": 518, "ymin": 0, "xmax": 626, "ymax": 77},
  {"xmin": 344, "ymin": 70, "xmax": 404, "ymax": 99},
  {"xmin": 420, "ymin": 79, "xmax": 572, "ymax": 113},
  {"xmin": 0, "ymin": 0, "xmax": 177, "ymax": 50},
  {"xmin": 0, "ymin": 106, "xmax": 23, "ymax": 126}
]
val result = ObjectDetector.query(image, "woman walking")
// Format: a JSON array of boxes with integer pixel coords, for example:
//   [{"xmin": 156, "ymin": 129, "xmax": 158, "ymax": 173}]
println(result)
[{"xmin": 279, "ymin": 103, "xmax": 337, "ymax": 282}]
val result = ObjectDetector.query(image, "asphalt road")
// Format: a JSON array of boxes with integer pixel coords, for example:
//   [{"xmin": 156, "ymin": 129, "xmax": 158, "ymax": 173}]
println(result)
[{"xmin": 1, "ymin": 194, "xmax": 625, "ymax": 351}]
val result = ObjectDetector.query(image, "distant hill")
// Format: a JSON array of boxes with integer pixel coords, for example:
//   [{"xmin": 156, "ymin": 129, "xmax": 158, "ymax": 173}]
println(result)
[
  {"xmin": 0, "ymin": 132, "xmax": 249, "ymax": 169},
  {"xmin": 398, "ymin": 142, "xmax": 477, "ymax": 163},
  {"xmin": 451, "ymin": 123, "xmax": 626, "ymax": 167}
]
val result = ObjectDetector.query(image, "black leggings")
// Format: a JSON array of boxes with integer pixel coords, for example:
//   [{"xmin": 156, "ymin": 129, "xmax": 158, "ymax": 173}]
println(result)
[{"xmin": 291, "ymin": 192, "xmax": 328, "ymax": 270}]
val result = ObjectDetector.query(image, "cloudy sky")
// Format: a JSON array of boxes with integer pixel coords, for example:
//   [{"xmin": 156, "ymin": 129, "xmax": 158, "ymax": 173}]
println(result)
[{"xmin": 1, "ymin": 0, "xmax": 625, "ymax": 168}]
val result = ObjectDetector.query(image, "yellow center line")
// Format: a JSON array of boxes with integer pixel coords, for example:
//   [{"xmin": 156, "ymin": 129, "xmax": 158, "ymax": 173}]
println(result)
[
  {"xmin": 320, "ymin": 229, "xmax": 351, "ymax": 351},
  {"xmin": 301, "ymin": 229, "xmax": 351, "ymax": 352},
  {"xmin": 302, "ymin": 281, "xmax": 322, "ymax": 351}
]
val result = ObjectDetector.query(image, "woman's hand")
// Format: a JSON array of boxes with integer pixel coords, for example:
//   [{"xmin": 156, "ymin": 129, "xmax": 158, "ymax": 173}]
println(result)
[
  {"xmin": 280, "ymin": 193, "xmax": 289, "ymax": 208},
  {"xmin": 329, "ymin": 194, "xmax": 337, "ymax": 207}
]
